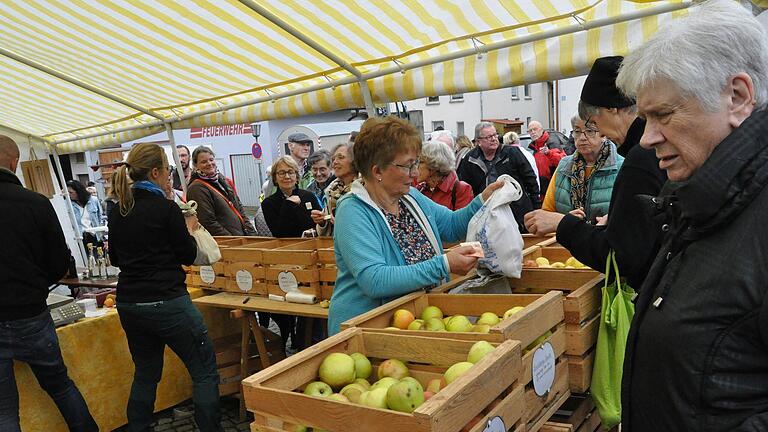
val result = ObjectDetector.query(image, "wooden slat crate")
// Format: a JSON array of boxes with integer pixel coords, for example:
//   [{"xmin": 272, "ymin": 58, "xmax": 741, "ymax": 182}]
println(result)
[
  {"xmin": 340, "ymin": 291, "xmax": 563, "ymax": 349},
  {"xmin": 522, "ymin": 234, "xmax": 559, "ymax": 249},
  {"xmin": 316, "ymin": 238, "xmax": 336, "ymax": 301},
  {"xmin": 540, "ymin": 394, "xmax": 603, "ymax": 432},
  {"xmin": 243, "ymin": 328, "xmax": 525, "ymax": 432},
  {"xmin": 262, "ymin": 239, "xmax": 323, "ymax": 299}
]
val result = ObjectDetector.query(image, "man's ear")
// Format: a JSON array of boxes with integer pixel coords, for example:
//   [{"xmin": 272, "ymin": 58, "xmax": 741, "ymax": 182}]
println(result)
[
  {"xmin": 9, "ymin": 157, "xmax": 19, "ymax": 173},
  {"xmin": 726, "ymin": 72, "xmax": 756, "ymax": 128}
]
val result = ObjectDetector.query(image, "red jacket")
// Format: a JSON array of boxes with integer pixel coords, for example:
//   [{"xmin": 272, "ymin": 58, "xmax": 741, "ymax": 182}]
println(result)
[
  {"xmin": 417, "ymin": 171, "xmax": 474, "ymax": 210},
  {"xmin": 530, "ymin": 131, "xmax": 565, "ymax": 179}
]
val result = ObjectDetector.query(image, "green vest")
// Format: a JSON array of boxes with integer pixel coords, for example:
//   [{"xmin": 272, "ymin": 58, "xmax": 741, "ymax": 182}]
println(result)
[{"xmin": 554, "ymin": 142, "xmax": 624, "ymax": 220}]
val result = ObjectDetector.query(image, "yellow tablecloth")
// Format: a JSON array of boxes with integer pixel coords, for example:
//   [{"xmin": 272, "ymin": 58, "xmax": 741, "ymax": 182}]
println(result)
[{"xmin": 18, "ymin": 288, "xmax": 238, "ymax": 431}]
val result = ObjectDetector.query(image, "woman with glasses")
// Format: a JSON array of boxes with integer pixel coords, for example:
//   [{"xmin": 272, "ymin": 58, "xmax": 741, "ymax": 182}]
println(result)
[
  {"xmin": 416, "ymin": 139, "xmax": 474, "ymax": 210},
  {"xmin": 186, "ymin": 146, "xmax": 256, "ymax": 236},
  {"xmin": 525, "ymin": 114, "xmax": 624, "ymax": 233},
  {"xmin": 328, "ymin": 116, "xmax": 503, "ymax": 335},
  {"xmin": 311, "ymin": 141, "xmax": 359, "ymax": 236}
]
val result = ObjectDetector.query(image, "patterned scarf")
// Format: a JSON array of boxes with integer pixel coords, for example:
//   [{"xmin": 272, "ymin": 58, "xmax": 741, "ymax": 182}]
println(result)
[
  {"xmin": 326, "ymin": 177, "xmax": 354, "ymax": 216},
  {"xmin": 569, "ymin": 141, "xmax": 612, "ymax": 212},
  {"xmin": 196, "ymin": 169, "xmax": 219, "ymax": 180}
]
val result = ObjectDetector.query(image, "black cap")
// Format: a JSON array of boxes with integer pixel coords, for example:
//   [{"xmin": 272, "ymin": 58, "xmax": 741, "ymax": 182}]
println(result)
[{"xmin": 580, "ymin": 56, "xmax": 634, "ymax": 108}]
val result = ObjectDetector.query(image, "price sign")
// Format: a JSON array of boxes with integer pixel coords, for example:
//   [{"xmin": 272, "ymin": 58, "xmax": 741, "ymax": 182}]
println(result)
[
  {"xmin": 278, "ymin": 271, "xmax": 299, "ymax": 293},
  {"xmin": 236, "ymin": 270, "xmax": 253, "ymax": 292},
  {"xmin": 199, "ymin": 266, "xmax": 215, "ymax": 284},
  {"xmin": 532, "ymin": 342, "xmax": 556, "ymax": 397}
]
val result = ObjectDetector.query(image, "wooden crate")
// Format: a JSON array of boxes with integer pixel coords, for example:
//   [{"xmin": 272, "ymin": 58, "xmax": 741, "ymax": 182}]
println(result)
[
  {"xmin": 540, "ymin": 394, "xmax": 602, "ymax": 432},
  {"xmin": 341, "ymin": 291, "xmax": 563, "ymax": 349},
  {"xmin": 219, "ymin": 238, "xmax": 309, "ymax": 296},
  {"xmin": 316, "ymin": 238, "xmax": 336, "ymax": 301},
  {"xmin": 262, "ymin": 239, "xmax": 323, "ymax": 298},
  {"xmin": 187, "ymin": 261, "xmax": 228, "ymax": 290},
  {"xmin": 520, "ymin": 326, "xmax": 571, "ymax": 432},
  {"xmin": 243, "ymin": 328, "xmax": 525, "ymax": 432},
  {"xmin": 522, "ymin": 234, "xmax": 559, "ymax": 249}
]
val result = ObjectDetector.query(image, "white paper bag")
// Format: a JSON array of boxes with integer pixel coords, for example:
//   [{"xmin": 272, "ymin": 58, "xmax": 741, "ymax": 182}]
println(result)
[
  {"xmin": 191, "ymin": 224, "xmax": 222, "ymax": 266},
  {"xmin": 466, "ymin": 174, "xmax": 525, "ymax": 278}
]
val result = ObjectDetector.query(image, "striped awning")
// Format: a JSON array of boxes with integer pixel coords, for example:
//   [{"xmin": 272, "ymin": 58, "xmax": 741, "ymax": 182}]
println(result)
[{"xmin": 0, "ymin": 0, "xmax": 696, "ymax": 153}]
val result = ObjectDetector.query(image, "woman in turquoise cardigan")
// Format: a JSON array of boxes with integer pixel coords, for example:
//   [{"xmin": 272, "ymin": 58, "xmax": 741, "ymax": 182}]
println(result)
[
  {"xmin": 524, "ymin": 114, "xmax": 624, "ymax": 234},
  {"xmin": 328, "ymin": 117, "xmax": 502, "ymax": 335}
]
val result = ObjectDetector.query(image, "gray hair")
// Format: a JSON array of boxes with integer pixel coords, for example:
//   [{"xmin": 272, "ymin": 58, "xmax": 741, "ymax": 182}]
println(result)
[
  {"xmin": 502, "ymin": 131, "xmax": 519, "ymax": 146},
  {"xmin": 307, "ymin": 149, "xmax": 331, "ymax": 168},
  {"xmin": 430, "ymin": 130, "xmax": 455, "ymax": 148},
  {"xmin": 616, "ymin": 0, "xmax": 768, "ymax": 112},
  {"xmin": 330, "ymin": 141, "xmax": 359, "ymax": 174},
  {"xmin": 474, "ymin": 121, "xmax": 495, "ymax": 140},
  {"xmin": 578, "ymin": 99, "xmax": 637, "ymax": 123},
  {"xmin": 420, "ymin": 140, "xmax": 456, "ymax": 176},
  {"xmin": 570, "ymin": 113, "xmax": 582, "ymax": 127}
]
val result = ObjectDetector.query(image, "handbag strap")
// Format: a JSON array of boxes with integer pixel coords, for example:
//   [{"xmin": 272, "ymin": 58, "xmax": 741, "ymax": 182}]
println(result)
[
  {"xmin": 603, "ymin": 250, "xmax": 623, "ymax": 292},
  {"xmin": 191, "ymin": 179, "xmax": 245, "ymax": 225}
]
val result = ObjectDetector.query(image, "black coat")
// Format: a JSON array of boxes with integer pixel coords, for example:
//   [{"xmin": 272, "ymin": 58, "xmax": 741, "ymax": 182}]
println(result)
[
  {"xmin": 0, "ymin": 168, "xmax": 69, "ymax": 320},
  {"xmin": 457, "ymin": 145, "xmax": 540, "ymax": 232},
  {"xmin": 623, "ymin": 109, "xmax": 768, "ymax": 432},
  {"xmin": 556, "ymin": 118, "xmax": 667, "ymax": 288},
  {"xmin": 108, "ymin": 189, "xmax": 197, "ymax": 303},
  {"xmin": 262, "ymin": 187, "xmax": 321, "ymax": 238}
]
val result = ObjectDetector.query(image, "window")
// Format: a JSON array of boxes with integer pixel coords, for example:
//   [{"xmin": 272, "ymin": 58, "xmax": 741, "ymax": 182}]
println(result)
[
  {"xmin": 523, "ymin": 84, "xmax": 531, "ymax": 99},
  {"xmin": 456, "ymin": 121, "xmax": 465, "ymax": 136},
  {"xmin": 511, "ymin": 86, "xmax": 519, "ymax": 100},
  {"xmin": 432, "ymin": 121, "xmax": 445, "ymax": 131},
  {"xmin": 526, "ymin": 117, "xmax": 532, "ymax": 128},
  {"xmin": 426, "ymin": 96, "xmax": 439, "ymax": 104},
  {"xmin": 74, "ymin": 152, "xmax": 85, "ymax": 163},
  {"xmin": 450, "ymin": 93, "xmax": 464, "ymax": 102}
]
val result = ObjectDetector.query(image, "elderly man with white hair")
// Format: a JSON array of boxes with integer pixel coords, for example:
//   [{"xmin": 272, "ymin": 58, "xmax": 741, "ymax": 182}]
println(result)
[{"xmin": 615, "ymin": 1, "xmax": 768, "ymax": 431}]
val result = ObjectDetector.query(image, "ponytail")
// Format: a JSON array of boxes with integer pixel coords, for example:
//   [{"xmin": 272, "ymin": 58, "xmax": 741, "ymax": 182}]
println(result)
[
  {"xmin": 114, "ymin": 143, "xmax": 167, "ymax": 216},
  {"xmin": 113, "ymin": 165, "xmax": 134, "ymax": 216}
]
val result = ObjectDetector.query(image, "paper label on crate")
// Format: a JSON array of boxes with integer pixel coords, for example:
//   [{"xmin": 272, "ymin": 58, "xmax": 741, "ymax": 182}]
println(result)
[
  {"xmin": 482, "ymin": 416, "xmax": 506, "ymax": 432},
  {"xmin": 199, "ymin": 266, "xmax": 216, "ymax": 284},
  {"xmin": 532, "ymin": 341, "xmax": 556, "ymax": 397},
  {"xmin": 235, "ymin": 270, "xmax": 253, "ymax": 292},
  {"xmin": 277, "ymin": 271, "xmax": 299, "ymax": 293}
]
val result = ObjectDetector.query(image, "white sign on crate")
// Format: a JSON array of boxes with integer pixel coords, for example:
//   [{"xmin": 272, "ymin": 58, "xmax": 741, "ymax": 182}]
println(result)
[
  {"xmin": 532, "ymin": 341, "xmax": 556, "ymax": 397},
  {"xmin": 199, "ymin": 266, "xmax": 216, "ymax": 284},
  {"xmin": 236, "ymin": 270, "xmax": 253, "ymax": 292}
]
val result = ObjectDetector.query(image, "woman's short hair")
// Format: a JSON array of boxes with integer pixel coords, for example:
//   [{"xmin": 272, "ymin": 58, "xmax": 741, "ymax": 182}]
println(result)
[
  {"xmin": 455, "ymin": 135, "xmax": 474, "ymax": 150},
  {"xmin": 420, "ymin": 140, "xmax": 456, "ymax": 176},
  {"xmin": 330, "ymin": 142, "xmax": 359, "ymax": 174},
  {"xmin": 192, "ymin": 146, "xmax": 215, "ymax": 166},
  {"xmin": 270, "ymin": 156, "xmax": 300, "ymax": 184},
  {"xmin": 307, "ymin": 149, "xmax": 331, "ymax": 168},
  {"xmin": 353, "ymin": 116, "xmax": 421, "ymax": 179},
  {"xmin": 502, "ymin": 132, "xmax": 519, "ymax": 146},
  {"xmin": 616, "ymin": 0, "xmax": 768, "ymax": 111}
]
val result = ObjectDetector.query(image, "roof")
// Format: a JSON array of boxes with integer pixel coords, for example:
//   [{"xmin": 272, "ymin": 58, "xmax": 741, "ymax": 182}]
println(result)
[
  {"xmin": 0, "ymin": 0, "xmax": 697, "ymax": 154},
  {"xmin": 484, "ymin": 119, "xmax": 525, "ymax": 125}
]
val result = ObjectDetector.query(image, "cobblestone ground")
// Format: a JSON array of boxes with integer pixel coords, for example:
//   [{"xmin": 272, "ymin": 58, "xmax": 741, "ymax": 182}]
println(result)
[{"xmin": 111, "ymin": 396, "xmax": 252, "ymax": 432}]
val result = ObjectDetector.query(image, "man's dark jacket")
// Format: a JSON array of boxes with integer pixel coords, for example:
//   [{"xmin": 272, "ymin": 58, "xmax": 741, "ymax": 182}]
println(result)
[
  {"xmin": 556, "ymin": 118, "xmax": 667, "ymax": 288},
  {"xmin": 0, "ymin": 168, "xmax": 69, "ymax": 320},
  {"xmin": 622, "ymin": 108, "xmax": 768, "ymax": 432},
  {"xmin": 457, "ymin": 145, "xmax": 540, "ymax": 231}
]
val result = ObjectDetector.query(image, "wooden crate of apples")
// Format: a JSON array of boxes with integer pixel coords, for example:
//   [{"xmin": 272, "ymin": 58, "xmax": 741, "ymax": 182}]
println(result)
[
  {"xmin": 243, "ymin": 328, "xmax": 525, "ymax": 432},
  {"xmin": 341, "ymin": 292, "xmax": 570, "ymax": 431}
]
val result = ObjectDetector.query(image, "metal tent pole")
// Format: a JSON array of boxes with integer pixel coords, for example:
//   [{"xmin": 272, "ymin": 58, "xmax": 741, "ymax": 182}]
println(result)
[
  {"xmin": 51, "ymin": 145, "xmax": 88, "ymax": 266},
  {"xmin": 165, "ymin": 124, "xmax": 187, "ymax": 197}
]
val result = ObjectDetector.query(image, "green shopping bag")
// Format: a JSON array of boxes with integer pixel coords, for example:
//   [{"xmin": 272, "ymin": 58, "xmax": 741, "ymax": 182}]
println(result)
[{"xmin": 591, "ymin": 251, "xmax": 635, "ymax": 429}]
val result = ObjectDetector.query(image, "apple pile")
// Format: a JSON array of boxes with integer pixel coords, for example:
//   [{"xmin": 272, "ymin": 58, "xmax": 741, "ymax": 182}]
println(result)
[
  {"xmin": 389, "ymin": 305, "xmax": 525, "ymax": 333},
  {"xmin": 300, "ymin": 341, "xmax": 496, "ymax": 418},
  {"xmin": 523, "ymin": 256, "xmax": 588, "ymax": 269}
]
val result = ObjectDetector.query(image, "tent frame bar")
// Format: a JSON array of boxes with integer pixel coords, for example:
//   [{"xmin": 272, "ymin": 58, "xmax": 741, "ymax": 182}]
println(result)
[
  {"xmin": 165, "ymin": 124, "xmax": 188, "ymax": 197},
  {"xmin": 50, "ymin": 145, "xmax": 89, "ymax": 266},
  {"xmin": 48, "ymin": 1, "xmax": 691, "ymax": 147},
  {"xmin": 0, "ymin": 46, "xmax": 165, "ymax": 121}
]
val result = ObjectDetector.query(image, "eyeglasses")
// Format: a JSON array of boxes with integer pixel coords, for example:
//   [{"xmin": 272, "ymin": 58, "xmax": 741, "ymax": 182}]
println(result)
[
  {"xmin": 477, "ymin": 134, "xmax": 497, "ymax": 141},
  {"xmin": 572, "ymin": 129, "xmax": 599, "ymax": 138},
  {"xmin": 392, "ymin": 160, "xmax": 420, "ymax": 175},
  {"xmin": 332, "ymin": 154, "xmax": 347, "ymax": 161},
  {"xmin": 276, "ymin": 170, "xmax": 297, "ymax": 178}
]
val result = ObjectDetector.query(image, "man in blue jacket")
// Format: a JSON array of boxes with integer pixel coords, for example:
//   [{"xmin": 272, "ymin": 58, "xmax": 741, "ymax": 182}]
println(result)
[{"xmin": 0, "ymin": 135, "xmax": 97, "ymax": 431}]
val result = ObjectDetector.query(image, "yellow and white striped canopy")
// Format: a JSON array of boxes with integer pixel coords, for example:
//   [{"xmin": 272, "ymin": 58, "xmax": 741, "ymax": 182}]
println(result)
[{"xmin": 0, "ymin": 0, "xmax": 695, "ymax": 153}]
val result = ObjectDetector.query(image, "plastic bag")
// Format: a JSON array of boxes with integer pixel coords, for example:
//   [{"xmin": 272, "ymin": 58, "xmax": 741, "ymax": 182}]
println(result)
[
  {"xmin": 465, "ymin": 174, "xmax": 525, "ymax": 278},
  {"xmin": 591, "ymin": 251, "xmax": 635, "ymax": 428},
  {"xmin": 180, "ymin": 200, "xmax": 222, "ymax": 266}
]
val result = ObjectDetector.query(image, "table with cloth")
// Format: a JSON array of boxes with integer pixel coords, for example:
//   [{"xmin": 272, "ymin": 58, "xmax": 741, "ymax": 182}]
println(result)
[{"xmin": 17, "ymin": 288, "xmax": 238, "ymax": 431}]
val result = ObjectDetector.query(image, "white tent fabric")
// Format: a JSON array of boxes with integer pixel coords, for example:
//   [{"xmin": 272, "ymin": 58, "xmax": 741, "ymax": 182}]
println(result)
[{"xmin": 0, "ymin": 0, "xmax": 697, "ymax": 153}]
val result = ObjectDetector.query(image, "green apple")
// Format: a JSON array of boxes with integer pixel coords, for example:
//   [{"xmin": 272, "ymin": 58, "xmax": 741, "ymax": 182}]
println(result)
[
  {"xmin": 362, "ymin": 387, "xmax": 388, "ymax": 409},
  {"xmin": 386, "ymin": 380, "xmax": 425, "ymax": 413},
  {"xmin": 426, "ymin": 378, "xmax": 444, "ymax": 393},
  {"xmin": 503, "ymin": 306, "xmax": 525, "ymax": 320},
  {"xmin": 371, "ymin": 377, "xmax": 398, "ymax": 391},
  {"xmin": 340, "ymin": 383, "xmax": 367, "ymax": 403},
  {"xmin": 424, "ymin": 317, "xmax": 446, "ymax": 331},
  {"xmin": 318, "ymin": 353, "xmax": 356, "ymax": 389},
  {"xmin": 472, "ymin": 324, "xmax": 491, "ymax": 333},
  {"xmin": 328, "ymin": 393, "xmax": 350, "ymax": 403},
  {"xmin": 303, "ymin": 381, "xmax": 332, "ymax": 397},
  {"xmin": 350, "ymin": 352, "xmax": 372, "ymax": 380},
  {"xmin": 476, "ymin": 312, "xmax": 500, "ymax": 326},
  {"xmin": 377, "ymin": 358, "xmax": 410, "ymax": 380},
  {"xmin": 446, "ymin": 315, "xmax": 473, "ymax": 332},
  {"xmin": 443, "ymin": 362, "xmax": 474, "ymax": 385},
  {"xmin": 399, "ymin": 376, "xmax": 423, "ymax": 391},
  {"xmin": 353, "ymin": 378, "xmax": 371, "ymax": 389},
  {"xmin": 407, "ymin": 319, "xmax": 425, "ymax": 330},
  {"xmin": 420, "ymin": 305, "xmax": 444, "ymax": 321},
  {"xmin": 525, "ymin": 330, "xmax": 553, "ymax": 351},
  {"xmin": 467, "ymin": 341, "xmax": 496, "ymax": 364}
]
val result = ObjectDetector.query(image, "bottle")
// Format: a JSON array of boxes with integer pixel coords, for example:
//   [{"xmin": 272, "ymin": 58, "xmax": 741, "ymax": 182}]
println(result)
[
  {"xmin": 86, "ymin": 243, "xmax": 96, "ymax": 279},
  {"xmin": 96, "ymin": 247, "xmax": 106, "ymax": 279},
  {"xmin": 103, "ymin": 243, "xmax": 111, "ymax": 278}
]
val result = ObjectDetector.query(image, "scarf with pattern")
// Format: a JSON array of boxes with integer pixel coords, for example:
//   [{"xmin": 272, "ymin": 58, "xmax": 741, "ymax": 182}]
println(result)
[{"xmin": 569, "ymin": 140, "xmax": 612, "ymax": 211}]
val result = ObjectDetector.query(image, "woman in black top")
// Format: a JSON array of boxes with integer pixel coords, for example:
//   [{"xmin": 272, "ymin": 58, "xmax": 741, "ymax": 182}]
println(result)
[
  {"xmin": 261, "ymin": 155, "xmax": 321, "ymax": 237},
  {"xmin": 108, "ymin": 143, "xmax": 223, "ymax": 432}
]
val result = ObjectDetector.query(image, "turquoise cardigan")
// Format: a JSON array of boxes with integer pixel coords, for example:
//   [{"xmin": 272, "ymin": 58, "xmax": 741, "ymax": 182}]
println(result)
[
  {"xmin": 553, "ymin": 142, "xmax": 623, "ymax": 220},
  {"xmin": 328, "ymin": 183, "xmax": 482, "ymax": 334}
]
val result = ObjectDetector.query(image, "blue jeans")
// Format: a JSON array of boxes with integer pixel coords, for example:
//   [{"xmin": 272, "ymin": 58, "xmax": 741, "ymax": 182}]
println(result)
[
  {"xmin": 117, "ymin": 295, "xmax": 223, "ymax": 432},
  {"xmin": 0, "ymin": 311, "xmax": 97, "ymax": 432}
]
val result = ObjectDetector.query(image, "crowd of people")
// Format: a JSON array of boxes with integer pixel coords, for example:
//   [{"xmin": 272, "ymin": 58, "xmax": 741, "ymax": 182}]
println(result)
[{"xmin": 2, "ymin": 1, "xmax": 767, "ymax": 431}]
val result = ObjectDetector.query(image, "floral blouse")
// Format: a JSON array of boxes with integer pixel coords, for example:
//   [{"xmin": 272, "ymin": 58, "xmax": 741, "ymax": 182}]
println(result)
[{"xmin": 383, "ymin": 200, "xmax": 436, "ymax": 264}]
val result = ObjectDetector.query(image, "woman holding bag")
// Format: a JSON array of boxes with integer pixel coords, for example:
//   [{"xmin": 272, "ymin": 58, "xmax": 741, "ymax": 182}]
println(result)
[{"xmin": 107, "ymin": 143, "xmax": 223, "ymax": 432}]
